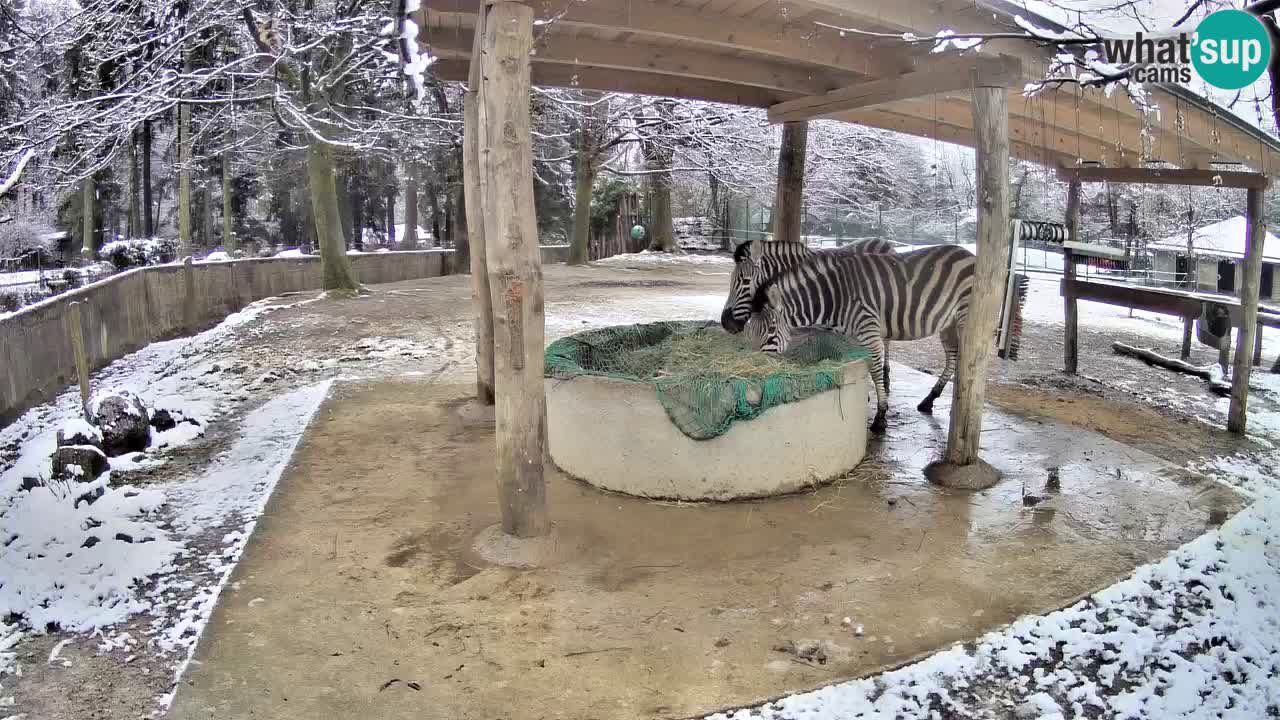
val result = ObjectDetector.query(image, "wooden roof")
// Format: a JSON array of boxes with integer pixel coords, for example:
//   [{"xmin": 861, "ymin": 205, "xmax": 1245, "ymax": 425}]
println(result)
[{"xmin": 419, "ymin": 0, "xmax": 1280, "ymax": 175}]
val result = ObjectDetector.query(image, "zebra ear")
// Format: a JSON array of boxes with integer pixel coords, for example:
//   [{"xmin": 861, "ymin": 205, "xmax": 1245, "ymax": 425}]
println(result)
[{"xmin": 731, "ymin": 240, "xmax": 753, "ymax": 263}]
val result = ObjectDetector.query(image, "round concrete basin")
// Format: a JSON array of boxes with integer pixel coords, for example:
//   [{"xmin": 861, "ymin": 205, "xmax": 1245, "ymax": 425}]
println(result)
[{"xmin": 545, "ymin": 357, "xmax": 869, "ymax": 501}]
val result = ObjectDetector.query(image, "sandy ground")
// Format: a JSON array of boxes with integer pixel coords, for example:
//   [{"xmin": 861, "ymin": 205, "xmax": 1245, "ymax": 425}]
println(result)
[
  {"xmin": 3, "ymin": 253, "xmax": 1272, "ymax": 719},
  {"xmin": 164, "ymin": 373, "xmax": 1237, "ymax": 720}
]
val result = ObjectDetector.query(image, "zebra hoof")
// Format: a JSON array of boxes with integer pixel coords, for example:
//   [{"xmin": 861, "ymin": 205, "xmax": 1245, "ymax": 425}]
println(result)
[
  {"xmin": 916, "ymin": 399, "xmax": 935, "ymax": 414},
  {"xmin": 869, "ymin": 414, "xmax": 887, "ymax": 434}
]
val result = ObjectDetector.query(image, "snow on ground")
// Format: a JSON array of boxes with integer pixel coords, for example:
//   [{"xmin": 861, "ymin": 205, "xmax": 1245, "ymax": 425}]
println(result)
[
  {"xmin": 0, "ymin": 294, "xmax": 330, "ymax": 710},
  {"xmin": 594, "ymin": 249, "xmax": 733, "ymax": 267}
]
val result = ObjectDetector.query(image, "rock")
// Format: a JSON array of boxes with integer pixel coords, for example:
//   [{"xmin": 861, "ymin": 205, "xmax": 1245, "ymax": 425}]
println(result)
[
  {"xmin": 150, "ymin": 408, "xmax": 177, "ymax": 432},
  {"xmin": 57, "ymin": 418, "xmax": 103, "ymax": 449},
  {"xmin": 90, "ymin": 391, "xmax": 151, "ymax": 455},
  {"xmin": 51, "ymin": 444, "xmax": 108, "ymax": 486}
]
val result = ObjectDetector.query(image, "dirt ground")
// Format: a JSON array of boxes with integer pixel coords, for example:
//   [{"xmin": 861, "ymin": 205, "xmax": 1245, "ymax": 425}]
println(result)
[
  {"xmin": 165, "ymin": 371, "xmax": 1238, "ymax": 720},
  {"xmin": 5, "ymin": 254, "xmax": 1268, "ymax": 720}
]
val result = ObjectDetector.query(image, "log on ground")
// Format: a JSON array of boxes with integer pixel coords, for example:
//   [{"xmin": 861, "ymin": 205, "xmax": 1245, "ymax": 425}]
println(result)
[{"xmin": 1112, "ymin": 341, "xmax": 1231, "ymax": 395}]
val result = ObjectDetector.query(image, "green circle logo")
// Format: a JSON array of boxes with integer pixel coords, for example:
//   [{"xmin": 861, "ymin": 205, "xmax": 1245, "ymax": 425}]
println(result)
[{"xmin": 1193, "ymin": 10, "xmax": 1272, "ymax": 90}]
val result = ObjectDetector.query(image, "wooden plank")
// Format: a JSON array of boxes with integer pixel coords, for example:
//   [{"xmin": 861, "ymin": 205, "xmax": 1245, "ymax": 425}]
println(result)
[
  {"xmin": 840, "ymin": 107, "xmax": 1078, "ymax": 167},
  {"xmin": 771, "ymin": 122, "xmax": 807, "ymax": 242},
  {"xmin": 767, "ymin": 55, "xmax": 1022, "ymax": 123},
  {"xmin": 944, "ymin": 84, "xmax": 1010, "ymax": 467},
  {"xmin": 463, "ymin": 5, "xmax": 494, "ymax": 405},
  {"xmin": 1063, "ymin": 180, "xmax": 1080, "ymax": 374},
  {"xmin": 478, "ymin": 1, "xmax": 548, "ymax": 536},
  {"xmin": 1228, "ymin": 188, "xmax": 1266, "ymax": 435},
  {"xmin": 420, "ymin": 0, "xmax": 913, "ymax": 77},
  {"xmin": 1061, "ymin": 167, "xmax": 1272, "ymax": 190},
  {"xmin": 426, "ymin": 27, "xmax": 848, "ymax": 96},
  {"xmin": 1064, "ymin": 279, "xmax": 1203, "ymax": 318},
  {"xmin": 1181, "ymin": 317, "xmax": 1193, "ymax": 360},
  {"xmin": 431, "ymin": 59, "xmax": 792, "ymax": 107}
]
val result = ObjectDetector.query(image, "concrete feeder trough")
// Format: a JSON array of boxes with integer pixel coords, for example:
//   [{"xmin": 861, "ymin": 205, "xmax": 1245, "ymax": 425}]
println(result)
[{"xmin": 545, "ymin": 322, "xmax": 870, "ymax": 501}]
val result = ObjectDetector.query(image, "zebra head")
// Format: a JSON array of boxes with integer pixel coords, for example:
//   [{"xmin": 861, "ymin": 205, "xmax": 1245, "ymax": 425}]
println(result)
[
  {"xmin": 721, "ymin": 240, "xmax": 809, "ymax": 334},
  {"xmin": 745, "ymin": 275, "xmax": 791, "ymax": 353},
  {"xmin": 720, "ymin": 241, "xmax": 761, "ymax": 333}
]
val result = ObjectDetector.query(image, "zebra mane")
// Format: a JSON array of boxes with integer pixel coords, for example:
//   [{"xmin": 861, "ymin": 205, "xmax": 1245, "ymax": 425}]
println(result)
[{"xmin": 732, "ymin": 241, "xmax": 754, "ymax": 263}]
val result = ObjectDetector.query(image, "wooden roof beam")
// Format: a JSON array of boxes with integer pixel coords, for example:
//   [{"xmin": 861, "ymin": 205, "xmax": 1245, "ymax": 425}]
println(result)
[
  {"xmin": 430, "ymin": 59, "xmax": 796, "ymax": 108},
  {"xmin": 1061, "ymin": 166, "xmax": 1272, "ymax": 189},
  {"xmin": 767, "ymin": 55, "xmax": 1023, "ymax": 124},
  {"xmin": 841, "ymin": 108, "xmax": 1079, "ymax": 168},
  {"xmin": 419, "ymin": 0, "xmax": 917, "ymax": 78},
  {"xmin": 425, "ymin": 28, "xmax": 851, "ymax": 96}
]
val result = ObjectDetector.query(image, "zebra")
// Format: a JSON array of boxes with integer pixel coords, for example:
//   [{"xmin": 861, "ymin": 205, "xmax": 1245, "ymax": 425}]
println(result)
[
  {"xmin": 744, "ymin": 245, "xmax": 976, "ymax": 434},
  {"xmin": 726, "ymin": 238, "xmax": 899, "ymax": 387}
]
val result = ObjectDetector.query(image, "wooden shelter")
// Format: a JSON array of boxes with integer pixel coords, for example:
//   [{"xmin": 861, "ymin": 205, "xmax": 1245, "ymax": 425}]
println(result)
[{"xmin": 418, "ymin": 0, "xmax": 1280, "ymax": 531}]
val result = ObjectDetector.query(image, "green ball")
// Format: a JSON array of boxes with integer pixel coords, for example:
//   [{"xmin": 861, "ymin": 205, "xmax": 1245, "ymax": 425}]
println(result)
[{"xmin": 631, "ymin": 224, "xmax": 646, "ymax": 241}]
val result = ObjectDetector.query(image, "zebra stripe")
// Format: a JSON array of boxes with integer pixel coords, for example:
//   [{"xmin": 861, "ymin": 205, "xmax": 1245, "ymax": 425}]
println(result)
[{"xmin": 748, "ymin": 245, "xmax": 976, "ymax": 434}]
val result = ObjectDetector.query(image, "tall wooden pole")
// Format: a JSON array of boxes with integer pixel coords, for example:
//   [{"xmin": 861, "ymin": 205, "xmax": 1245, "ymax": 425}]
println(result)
[
  {"xmin": 944, "ymin": 85, "xmax": 1010, "ymax": 467},
  {"xmin": 771, "ymin": 121, "xmax": 808, "ymax": 243},
  {"xmin": 1228, "ymin": 188, "xmax": 1266, "ymax": 434},
  {"xmin": 478, "ymin": 0, "xmax": 548, "ymax": 537},
  {"xmin": 1063, "ymin": 179, "xmax": 1081, "ymax": 374},
  {"xmin": 463, "ymin": 7, "xmax": 495, "ymax": 404}
]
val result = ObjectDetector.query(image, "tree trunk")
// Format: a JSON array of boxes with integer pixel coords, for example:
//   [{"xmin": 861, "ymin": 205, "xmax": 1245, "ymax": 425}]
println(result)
[
  {"xmin": 337, "ymin": 172, "xmax": 354, "ymax": 249},
  {"xmin": 306, "ymin": 142, "xmax": 360, "ymax": 292},
  {"xmin": 709, "ymin": 171, "xmax": 721, "ymax": 248},
  {"xmin": 178, "ymin": 103, "xmax": 193, "ymax": 255},
  {"xmin": 772, "ymin": 121, "xmax": 807, "ymax": 244},
  {"xmin": 142, "ymin": 120, "xmax": 154, "ymax": 238},
  {"xmin": 569, "ymin": 146, "xmax": 594, "ymax": 265},
  {"xmin": 202, "ymin": 180, "xmax": 215, "ymax": 250},
  {"xmin": 81, "ymin": 176, "xmax": 95, "ymax": 262},
  {"xmin": 478, "ymin": 0, "xmax": 547, "ymax": 537},
  {"xmin": 386, "ymin": 177, "xmax": 397, "ymax": 248},
  {"xmin": 944, "ymin": 85, "xmax": 1010, "ymax": 468},
  {"xmin": 464, "ymin": 16, "xmax": 492, "ymax": 397},
  {"xmin": 222, "ymin": 153, "xmax": 235, "ymax": 251},
  {"xmin": 127, "ymin": 131, "xmax": 140, "ymax": 239},
  {"xmin": 352, "ymin": 191, "xmax": 364, "ymax": 253},
  {"xmin": 403, "ymin": 165, "xmax": 419, "ymax": 250},
  {"xmin": 427, "ymin": 182, "xmax": 441, "ymax": 248},
  {"xmin": 442, "ymin": 188, "xmax": 454, "ymax": 248}
]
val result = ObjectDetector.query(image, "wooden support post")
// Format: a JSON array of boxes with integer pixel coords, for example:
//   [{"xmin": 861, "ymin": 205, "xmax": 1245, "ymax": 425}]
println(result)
[
  {"xmin": 1254, "ymin": 323, "xmax": 1264, "ymax": 365},
  {"xmin": 478, "ymin": 0, "xmax": 548, "ymax": 537},
  {"xmin": 182, "ymin": 256, "xmax": 197, "ymax": 333},
  {"xmin": 463, "ymin": 8, "xmax": 495, "ymax": 405},
  {"xmin": 942, "ymin": 85, "xmax": 1010, "ymax": 472},
  {"xmin": 771, "ymin": 121, "xmax": 807, "ymax": 243},
  {"xmin": 1181, "ymin": 317, "xmax": 1194, "ymax": 360},
  {"xmin": 66, "ymin": 301, "xmax": 91, "ymax": 417},
  {"xmin": 1228, "ymin": 188, "xmax": 1266, "ymax": 435},
  {"xmin": 1063, "ymin": 179, "xmax": 1081, "ymax": 374}
]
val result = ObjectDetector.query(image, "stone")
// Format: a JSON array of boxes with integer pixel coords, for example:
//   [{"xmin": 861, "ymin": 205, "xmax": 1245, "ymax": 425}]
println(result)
[
  {"xmin": 57, "ymin": 418, "xmax": 104, "ymax": 449},
  {"xmin": 90, "ymin": 391, "xmax": 151, "ymax": 455},
  {"xmin": 51, "ymin": 444, "xmax": 108, "ymax": 486}
]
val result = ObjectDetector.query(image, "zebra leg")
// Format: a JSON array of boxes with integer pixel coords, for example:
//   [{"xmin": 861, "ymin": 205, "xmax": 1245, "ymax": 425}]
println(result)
[
  {"xmin": 867, "ymin": 335, "xmax": 889, "ymax": 433},
  {"xmin": 917, "ymin": 323, "xmax": 959, "ymax": 414},
  {"xmin": 882, "ymin": 344, "xmax": 891, "ymax": 397}
]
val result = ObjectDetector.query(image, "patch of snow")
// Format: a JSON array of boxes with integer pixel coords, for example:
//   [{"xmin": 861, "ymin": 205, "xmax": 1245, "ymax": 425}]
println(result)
[
  {"xmin": 273, "ymin": 248, "xmax": 308, "ymax": 258},
  {"xmin": 1149, "ymin": 216, "xmax": 1280, "ymax": 263},
  {"xmin": 594, "ymin": 250, "xmax": 732, "ymax": 267},
  {"xmin": 199, "ymin": 251, "xmax": 232, "ymax": 263}
]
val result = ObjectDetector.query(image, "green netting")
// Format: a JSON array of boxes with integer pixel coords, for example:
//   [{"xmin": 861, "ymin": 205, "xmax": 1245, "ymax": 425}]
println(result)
[{"xmin": 544, "ymin": 320, "xmax": 871, "ymax": 440}]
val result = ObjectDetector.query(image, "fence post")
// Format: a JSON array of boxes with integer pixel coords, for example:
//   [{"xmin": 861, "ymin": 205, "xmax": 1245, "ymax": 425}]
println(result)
[
  {"xmin": 182, "ymin": 256, "xmax": 197, "ymax": 333},
  {"xmin": 66, "ymin": 301, "xmax": 91, "ymax": 417}
]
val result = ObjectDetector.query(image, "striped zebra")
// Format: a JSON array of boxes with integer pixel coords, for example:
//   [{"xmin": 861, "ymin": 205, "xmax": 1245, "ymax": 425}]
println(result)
[
  {"xmin": 743, "ymin": 245, "xmax": 976, "ymax": 434},
  {"xmin": 727, "ymin": 238, "xmax": 898, "ymax": 387}
]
